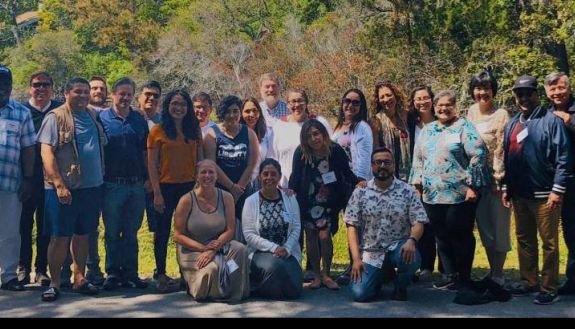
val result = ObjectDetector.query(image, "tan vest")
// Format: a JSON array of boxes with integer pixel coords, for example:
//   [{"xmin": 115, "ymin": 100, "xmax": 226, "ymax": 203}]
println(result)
[{"xmin": 44, "ymin": 104, "xmax": 107, "ymax": 189}]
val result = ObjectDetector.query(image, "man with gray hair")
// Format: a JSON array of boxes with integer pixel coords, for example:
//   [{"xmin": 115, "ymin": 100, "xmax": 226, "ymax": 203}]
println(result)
[
  {"xmin": 258, "ymin": 72, "xmax": 289, "ymax": 127},
  {"xmin": 544, "ymin": 72, "xmax": 575, "ymax": 295}
]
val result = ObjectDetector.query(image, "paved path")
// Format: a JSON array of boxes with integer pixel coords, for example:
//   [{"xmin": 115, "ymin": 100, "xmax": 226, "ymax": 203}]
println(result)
[{"xmin": 1, "ymin": 280, "xmax": 574, "ymax": 318}]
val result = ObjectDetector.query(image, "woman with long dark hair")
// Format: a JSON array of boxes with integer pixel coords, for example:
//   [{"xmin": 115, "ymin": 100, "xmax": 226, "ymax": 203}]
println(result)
[{"xmin": 148, "ymin": 89, "xmax": 202, "ymax": 292}]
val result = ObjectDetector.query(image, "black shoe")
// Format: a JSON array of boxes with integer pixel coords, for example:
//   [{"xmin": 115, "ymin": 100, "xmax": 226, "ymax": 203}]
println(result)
[
  {"xmin": 59, "ymin": 280, "xmax": 72, "ymax": 290},
  {"xmin": 103, "ymin": 276, "xmax": 121, "ymax": 291},
  {"xmin": 433, "ymin": 276, "xmax": 456, "ymax": 290},
  {"xmin": 391, "ymin": 286, "xmax": 408, "ymax": 301},
  {"xmin": 533, "ymin": 292, "xmax": 559, "ymax": 305},
  {"xmin": 17, "ymin": 272, "xmax": 30, "ymax": 285},
  {"xmin": 336, "ymin": 270, "xmax": 351, "ymax": 286},
  {"xmin": 505, "ymin": 281, "xmax": 539, "ymax": 296},
  {"xmin": 86, "ymin": 271, "xmax": 105, "ymax": 286},
  {"xmin": 1, "ymin": 278, "xmax": 25, "ymax": 291},
  {"xmin": 558, "ymin": 282, "xmax": 575, "ymax": 295},
  {"xmin": 123, "ymin": 277, "xmax": 148, "ymax": 289},
  {"xmin": 34, "ymin": 272, "xmax": 51, "ymax": 287}
]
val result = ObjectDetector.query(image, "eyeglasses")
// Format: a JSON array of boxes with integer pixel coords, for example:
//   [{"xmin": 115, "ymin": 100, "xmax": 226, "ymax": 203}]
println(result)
[
  {"xmin": 372, "ymin": 159, "xmax": 393, "ymax": 167},
  {"xmin": 342, "ymin": 98, "xmax": 361, "ymax": 107},
  {"xmin": 31, "ymin": 82, "xmax": 52, "ymax": 89},
  {"xmin": 288, "ymin": 99, "xmax": 306, "ymax": 105},
  {"xmin": 143, "ymin": 92, "xmax": 160, "ymax": 99}
]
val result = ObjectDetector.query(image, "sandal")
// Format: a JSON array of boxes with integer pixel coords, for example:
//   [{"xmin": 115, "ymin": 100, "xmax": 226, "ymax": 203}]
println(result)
[
  {"xmin": 41, "ymin": 287, "xmax": 60, "ymax": 302},
  {"xmin": 73, "ymin": 280, "xmax": 99, "ymax": 295},
  {"xmin": 321, "ymin": 276, "xmax": 340, "ymax": 290}
]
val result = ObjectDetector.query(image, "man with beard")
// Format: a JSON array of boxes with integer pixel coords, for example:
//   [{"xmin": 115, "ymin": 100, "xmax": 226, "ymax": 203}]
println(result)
[
  {"xmin": 18, "ymin": 72, "xmax": 63, "ymax": 287},
  {"xmin": 344, "ymin": 147, "xmax": 428, "ymax": 302},
  {"xmin": 258, "ymin": 72, "xmax": 289, "ymax": 127},
  {"xmin": 89, "ymin": 76, "xmax": 108, "ymax": 110}
]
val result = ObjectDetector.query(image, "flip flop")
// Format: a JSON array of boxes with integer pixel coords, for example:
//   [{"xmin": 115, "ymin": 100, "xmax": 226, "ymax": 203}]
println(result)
[
  {"xmin": 73, "ymin": 280, "xmax": 99, "ymax": 295},
  {"xmin": 41, "ymin": 287, "xmax": 60, "ymax": 302}
]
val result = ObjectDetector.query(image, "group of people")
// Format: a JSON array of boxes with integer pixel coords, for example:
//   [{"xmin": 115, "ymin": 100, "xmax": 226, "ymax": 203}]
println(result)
[{"xmin": 0, "ymin": 64, "xmax": 574, "ymax": 306}]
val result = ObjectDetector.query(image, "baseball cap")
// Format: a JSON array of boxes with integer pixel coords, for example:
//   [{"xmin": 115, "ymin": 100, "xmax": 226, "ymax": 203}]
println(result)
[{"xmin": 512, "ymin": 75, "xmax": 537, "ymax": 91}]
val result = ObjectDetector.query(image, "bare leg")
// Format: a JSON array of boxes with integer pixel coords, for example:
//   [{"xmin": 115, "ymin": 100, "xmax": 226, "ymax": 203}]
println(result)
[
  {"xmin": 71, "ymin": 234, "xmax": 89, "ymax": 287},
  {"xmin": 47, "ymin": 237, "xmax": 71, "ymax": 288},
  {"xmin": 319, "ymin": 229, "xmax": 338, "ymax": 289}
]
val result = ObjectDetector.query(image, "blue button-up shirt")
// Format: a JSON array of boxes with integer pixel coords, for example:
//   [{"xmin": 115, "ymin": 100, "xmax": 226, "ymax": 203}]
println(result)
[{"xmin": 98, "ymin": 107, "xmax": 149, "ymax": 180}]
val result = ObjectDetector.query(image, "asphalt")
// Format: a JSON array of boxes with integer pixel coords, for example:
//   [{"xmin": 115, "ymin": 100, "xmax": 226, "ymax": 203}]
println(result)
[{"xmin": 1, "ymin": 279, "xmax": 574, "ymax": 318}]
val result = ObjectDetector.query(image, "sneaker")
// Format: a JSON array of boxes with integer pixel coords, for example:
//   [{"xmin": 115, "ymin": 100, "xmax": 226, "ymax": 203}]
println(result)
[
  {"xmin": 1, "ymin": 278, "xmax": 25, "ymax": 291},
  {"xmin": 391, "ymin": 286, "xmax": 408, "ymax": 301},
  {"xmin": 86, "ymin": 271, "xmax": 105, "ymax": 286},
  {"xmin": 102, "ymin": 276, "xmax": 121, "ymax": 291},
  {"xmin": 336, "ymin": 267, "xmax": 351, "ymax": 286},
  {"xmin": 533, "ymin": 292, "xmax": 559, "ymax": 305},
  {"xmin": 433, "ymin": 275, "xmax": 456, "ymax": 290},
  {"xmin": 418, "ymin": 269, "xmax": 433, "ymax": 282},
  {"xmin": 34, "ymin": 272, "xmax": 51, "ymax": 287},
  {"xmin": 558, "ymin": 281, "xmax": 575, "ymax": 295},
  {"xmin": 123, "ymin": 277, "xmax": 148, "ymax": 289},
  {"xmin": 505, "ymin": 281, "xmax": 539, "ymax": 296}
]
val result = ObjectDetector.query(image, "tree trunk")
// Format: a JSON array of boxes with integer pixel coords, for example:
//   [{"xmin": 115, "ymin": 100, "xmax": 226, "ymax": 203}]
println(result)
[{"xmin": 8, "ymin": 3, "xmax": 21, "ymax": 45}]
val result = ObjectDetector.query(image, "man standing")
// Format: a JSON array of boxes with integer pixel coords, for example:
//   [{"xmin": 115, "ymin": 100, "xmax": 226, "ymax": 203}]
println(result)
[
  {"xmin": 345, "ymin": 147, "xmax": 428, "ymax": 302},
  {"xmin": 99, "ymin": 78, "xmax": 148, "ymax": 290},
  {"xmin": 544, "ymin": 72, "xmax": 575, "ymax": 295},
  {"xmin": 502, "ymin": 75, "xmax": 573, "ymax": 305},
  {"xmin": 192, "ymin": 92, "xmax": 216, "ymax": 138},
  {"xmin": 18, "ymin": 72, "xmax": 62, "ymax": 287},
  {"xmin": 137, "ymin": 81, "xmax": 162, "ymax": 236},
  {"xmin": 0, "ymin": 65, "xmax": 36, "ymax": 292},
  {"xmin": 89, "ymin": 76, "xmax": 108, "ymax": 110},
  {"xmin": 258, "ymin": 73, "xmax": 289, "ymax": 127},
  {"xmin": 38, "ymin": 77, "xmax": 106, "ymax": 301}
]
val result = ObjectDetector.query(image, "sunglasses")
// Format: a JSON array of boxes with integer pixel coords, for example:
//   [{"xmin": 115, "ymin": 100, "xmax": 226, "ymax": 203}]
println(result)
[
  {"xmin": 143, "ymin": 92, "xmax": 160, "ymax": 99},
  {"xmin": 32, "ymin": 82, "xmax": 52, "ymax": 89},
  {"xmin": 342, "ymin": 98, "xmax": 361, "ymax": 107}
]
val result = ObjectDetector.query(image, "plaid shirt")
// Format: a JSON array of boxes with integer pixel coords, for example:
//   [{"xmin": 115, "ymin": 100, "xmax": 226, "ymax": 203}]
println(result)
[
  {"xmin": 0, "ymin": 99, "xmax": 36, "ymax": 192},
  {"xmin": 260, "ymin": 99, "xmax": 290, "ymax": 127}
]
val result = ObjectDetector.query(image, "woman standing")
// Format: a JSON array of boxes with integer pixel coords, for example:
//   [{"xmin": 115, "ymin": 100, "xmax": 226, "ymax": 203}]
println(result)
[
  {"xmin": 369, "ymin": 81, "xmax": 411, "ymax": 181},
  {"xmin": 242, "ymin": 159, "xmax": 303, "ymax": 299},
  {"xmin": 466, "ymin": 71, "xmax": 511, "ymax": 285},
  {"xmin": 204, "ymin": 95, "xmax": 259, "ymax": 241},
  {"xmin": 174, "ymin": 160, "xmax": 249, "ymax": 302},
  {"xmin": 409, "ymin": 90, "xmax": 489, "ymax": 290},
  {"xmin": 332, "ymin": 88, "xmax": 373, "ymax": 181},
  {"xmin": 407, "ymin": 85, "xmax": 439, "ymax": 280},
  {"xmin": 270, "ymin": 88, "xmax": 333, "ymax": 188},
  {"xmin": 148, "ymin": 90, "xmax": 203, "ymax": 292},
  {"xmin": 289, "ymin": 120, "xmax": 360, "ymax": 290},
  {"xmin": 240, "ymin": 97, "xmax": 273, "ymax": 190}
]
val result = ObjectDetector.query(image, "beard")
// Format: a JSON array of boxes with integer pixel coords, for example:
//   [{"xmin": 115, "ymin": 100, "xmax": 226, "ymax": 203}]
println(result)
[{"xmin": 373, "ymin": 169, "xmax": 393, "ymax": 181}]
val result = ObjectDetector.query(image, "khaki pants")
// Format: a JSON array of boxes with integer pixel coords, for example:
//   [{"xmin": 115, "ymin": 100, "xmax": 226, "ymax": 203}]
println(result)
[{"xmin": 512, "ymin": 196, "xmax": 560, "ymax": 293}]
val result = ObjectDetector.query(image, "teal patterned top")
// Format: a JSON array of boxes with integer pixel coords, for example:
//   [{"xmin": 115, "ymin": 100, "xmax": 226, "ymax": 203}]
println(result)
[{"xmin": 408, "ymin": 118, "xmax": 490, "ymax": 204}]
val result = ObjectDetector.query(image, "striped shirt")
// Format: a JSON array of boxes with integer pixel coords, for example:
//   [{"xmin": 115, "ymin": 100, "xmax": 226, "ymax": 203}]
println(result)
[{"xmin": 0, "ymin": 99, "xmax": 36, "ymax": 192}]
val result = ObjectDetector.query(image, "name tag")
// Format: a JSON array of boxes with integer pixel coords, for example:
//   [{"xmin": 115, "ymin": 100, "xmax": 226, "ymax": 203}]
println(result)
[
  {"xmin": 445, "ymin": 133, "xmax": 460, "ymax": 144},
  {"xmin": 476, "ymin": 122, "xmax": 490, "ymax": 134},
  {"xmin": 517, "ymin": 128, "xmax": 528, "ymax": 143},
  {"xmin": 321, "ymin": 171, "xmax": 337, "ymax": 184},
  {"xmin": 226, "ymin": 259, "xmax": 239, "ymax": 274}
]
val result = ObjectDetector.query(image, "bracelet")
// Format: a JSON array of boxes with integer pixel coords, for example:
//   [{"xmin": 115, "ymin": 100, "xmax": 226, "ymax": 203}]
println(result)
[{"xmin": 408, "ymin": 237, "xmax": 418, "ymax": 244}]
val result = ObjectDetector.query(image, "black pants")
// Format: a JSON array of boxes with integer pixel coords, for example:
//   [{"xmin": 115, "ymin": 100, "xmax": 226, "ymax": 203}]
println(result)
[
  {"xmin": 153, "ymin": 182, "xmax": 194, "ymax": 276},
  {"xmin": 19, "ymin": 177, "xmax": 49, "ymax": 275},
  {"xmin": 423, "ymin": 201, "xmax": 477, "ymax": 281}
]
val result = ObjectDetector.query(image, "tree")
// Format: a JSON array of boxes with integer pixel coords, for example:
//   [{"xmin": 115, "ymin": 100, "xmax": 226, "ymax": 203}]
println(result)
[{"xmin": 0, "ymin": 0, "xmax": 39, "ymax": 45}]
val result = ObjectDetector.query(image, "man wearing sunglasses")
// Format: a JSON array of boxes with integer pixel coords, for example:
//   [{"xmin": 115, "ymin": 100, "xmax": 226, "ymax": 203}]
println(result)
[
  {"xmin": 345, "ymin": 147, "xmax": 427, "ymax": 302},
  {"xmin": 502, "ymin": 75, "xmax": 573, "ymax": 305},
  {"xmin": 18, "ymin": 72, "xmax": 63, "ymax": 287}
]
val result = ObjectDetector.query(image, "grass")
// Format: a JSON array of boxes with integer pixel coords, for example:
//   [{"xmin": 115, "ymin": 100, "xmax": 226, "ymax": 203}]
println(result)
[{"xmin": 33, "ymin": 212, "xmax": 567, "ymax": 281}]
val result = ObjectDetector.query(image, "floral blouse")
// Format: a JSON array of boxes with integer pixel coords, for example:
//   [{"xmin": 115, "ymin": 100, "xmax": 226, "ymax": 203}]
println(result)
[
  {"xmin": 408, "ymin": 118, "xmax": 489, "ymax": 204},
  {"xmin": 344, "ymin": 179, "xmax": 429, "ymax": 268}
]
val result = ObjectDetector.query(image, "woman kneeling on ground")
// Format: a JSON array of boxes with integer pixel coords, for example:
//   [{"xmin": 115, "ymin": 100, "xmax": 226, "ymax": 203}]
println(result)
[
  {"xmin": 242, "ymin": 158, "xmax": 303, "ymax": 299},
  {"xmin": 174, "ymin": 159, "xmax": 250, "ymax": 303}
]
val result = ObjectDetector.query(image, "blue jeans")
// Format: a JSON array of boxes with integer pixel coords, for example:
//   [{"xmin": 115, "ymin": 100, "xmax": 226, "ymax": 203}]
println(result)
[
  {"xmin": 350, "ymin": 239, "xmax": 421, "ymax": 302},
  {"xmin": 102, "ymin": 182, "xmax": 145, "ymax": 279}
]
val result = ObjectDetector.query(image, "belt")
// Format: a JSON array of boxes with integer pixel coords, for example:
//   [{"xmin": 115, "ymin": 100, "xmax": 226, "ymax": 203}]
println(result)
[{"xmin": 106, "ymin": 177, "xmax": 143, "ymax": 185}]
